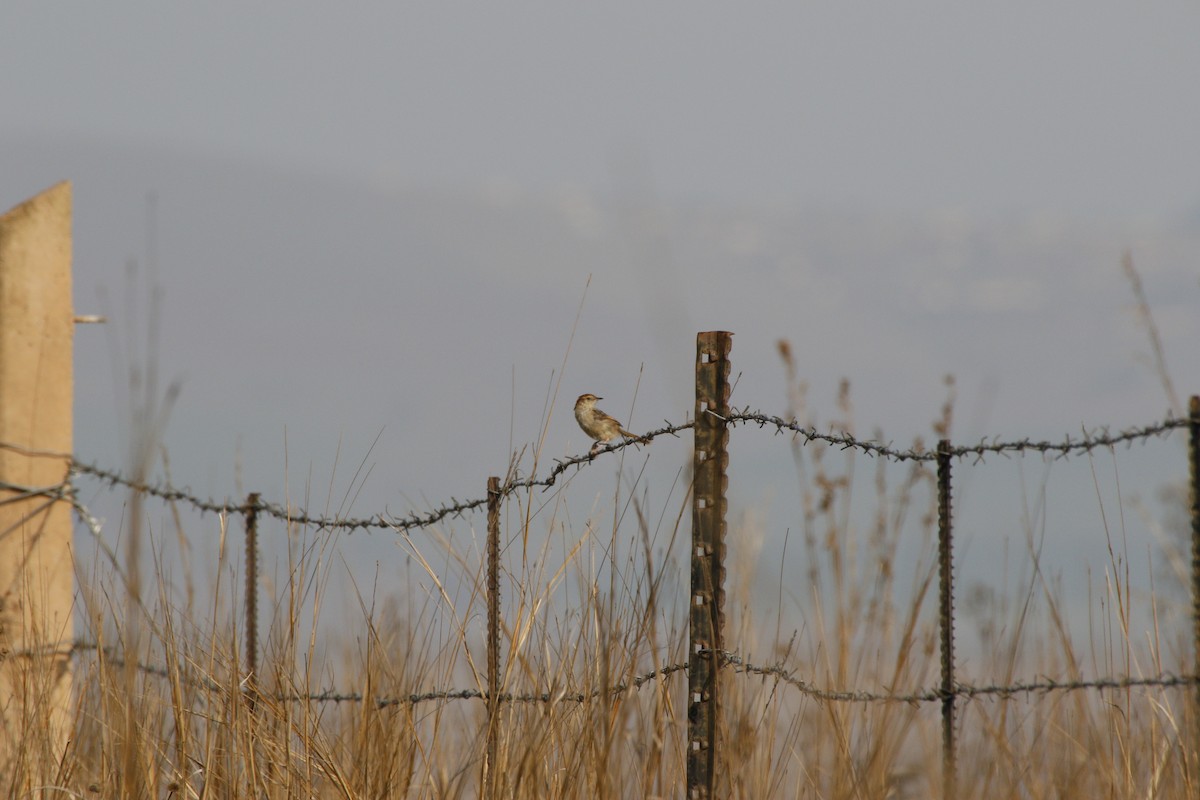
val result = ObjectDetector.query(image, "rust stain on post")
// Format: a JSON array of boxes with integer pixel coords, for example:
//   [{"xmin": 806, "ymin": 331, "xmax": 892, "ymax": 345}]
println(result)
[
  {"xmin": 688, "ymin": 331, "xmax": 731, "ymax": 799},
  {"xmin": 0, "ymin": 182, "xmax": 75, "ymax": 776}
]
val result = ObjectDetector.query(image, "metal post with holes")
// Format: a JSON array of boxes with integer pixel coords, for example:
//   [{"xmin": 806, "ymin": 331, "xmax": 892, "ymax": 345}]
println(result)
[
  {"xmin": 937, "ymin": 440, "xmax": 957, "ymax": 800},
  {"xmin": 485, "ymin": 476, "xmax": 502, "ymax": 799},
  {"xmin": 688, "ymin": 331, "xmax": 732, "ymax": 799},
  {"xmin": 1189, "ymin": 397, "xmax": 1200, "ymax": 749}
]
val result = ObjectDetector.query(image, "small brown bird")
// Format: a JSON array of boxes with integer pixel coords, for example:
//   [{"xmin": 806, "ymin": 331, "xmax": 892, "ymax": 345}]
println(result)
[{"xmin": 574, "ymin": 393, "xmax": 648, "ymax": 453}]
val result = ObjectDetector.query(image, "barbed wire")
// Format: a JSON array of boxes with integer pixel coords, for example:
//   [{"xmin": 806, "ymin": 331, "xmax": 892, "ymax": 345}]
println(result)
[
  {"xmin": 715, "ymin": 650, "xmax": 1200, "ymax": 704},
  {"xmin": 55, "ymin": 641, "xmax": 1199, "ymax": 710},
  {"xmin": 64, "ymin": 417, "xmax": 696, "ymax": 532},
  {"xmin": 10, "ymin": 410, "xmax": 1194, "ymax": 740},
  {"xmin": 310, "ymin": 662, "xmax": 694, "ymax": 709},
  {"xmin": 56, "ymin": 410, "xmax": 1186, "ymax": 535},
  {"xmin": 0, "ymin": 477, "xmax": 72, "ymax": 505},
  {"xmin": 723, "ymin": 409, "xmax": 1187, "ymax": 463},
  {"xmin": 61, "ymin": 640, "xmax": 688, "ymax": 708},
  {"xmin": 69, "ymin": 642, "xmax": 225, "ymax": 692}
]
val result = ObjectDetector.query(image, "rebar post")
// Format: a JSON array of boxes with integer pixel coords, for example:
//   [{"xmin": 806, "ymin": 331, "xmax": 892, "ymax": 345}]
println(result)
[
  {"xmin": 937, "ymin": 439, "xmax": 957, "ymax": 800},
  {"xmin": 244, "ymin": 492, "xmax": 260, "ymax": 690},
  {"xmin": 485, "ymin": 476, "xmax": 502, "ymax": 799},
  {"xmin": 688, "ymin": 331, "xmax": 732, "ymax": 799}
]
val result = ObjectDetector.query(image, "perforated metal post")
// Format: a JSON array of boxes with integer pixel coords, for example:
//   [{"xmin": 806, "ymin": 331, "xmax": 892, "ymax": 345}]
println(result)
[
  {"xmin": 1189, "ymin": 397, "xmax": 1200, "ymax": 747},
  {"xmin": 937, "ymin": 440, "xmax": 957, "ymax": 800},
  {"xmin": 688, "ymin": 331, "xmax": 732, "ymax": 799}
]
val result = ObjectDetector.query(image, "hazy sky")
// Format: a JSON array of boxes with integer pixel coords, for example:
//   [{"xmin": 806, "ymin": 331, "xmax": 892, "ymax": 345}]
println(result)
[
  {"xmin": 3, "ymin": 4, "xmax": 1199, "ymax": 657},
  {"xmin": 5, "ymin": 3, "xmax": 1200, "ymax": 217}
]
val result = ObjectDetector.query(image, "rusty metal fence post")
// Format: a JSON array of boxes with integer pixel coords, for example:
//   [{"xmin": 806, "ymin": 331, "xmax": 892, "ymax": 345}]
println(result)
[
  {"xmin": 937, "ymin": 440, "xmax": 957, "ymax": 800},
  {"xmin": 688, "ymin": 331, "xmax": 732, "ymax": 799},
  {"xmin": 244, "ymin": 493, "xmax": 260, "ymax": 693},
  {"xmin": 484, "ymin": 476, "xmax": 502, "ymax": 800},
  {"xmin": 1189, "ymin": 397, "xmax": 1200, "ymax": 751}
]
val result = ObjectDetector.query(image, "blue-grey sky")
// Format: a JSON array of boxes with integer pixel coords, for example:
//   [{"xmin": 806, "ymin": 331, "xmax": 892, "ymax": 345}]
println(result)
[
  {"xmin": 3, "ymin": 3, "xmax": 1199, "ymax": 661},
  {"xmin": 5, "ymin": 3, "xmax": 1200, "ymax": 217}
]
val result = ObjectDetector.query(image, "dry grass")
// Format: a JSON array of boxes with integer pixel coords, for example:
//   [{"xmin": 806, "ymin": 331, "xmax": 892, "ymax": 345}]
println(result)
[{"xmin": 6, "ymin": 335, "xmax": 1198, "ymax": 797}]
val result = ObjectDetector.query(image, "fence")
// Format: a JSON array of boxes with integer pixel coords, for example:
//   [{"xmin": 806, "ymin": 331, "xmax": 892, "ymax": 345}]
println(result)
[{"xmin": 5, "ymin": 333, "xmax": 1199, "ymax": 798}]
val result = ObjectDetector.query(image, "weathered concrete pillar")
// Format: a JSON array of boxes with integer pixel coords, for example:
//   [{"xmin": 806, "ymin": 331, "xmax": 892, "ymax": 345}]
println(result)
[{"xmin": 0, "ymin": 182, "xmax": 75, "ymax": 775}]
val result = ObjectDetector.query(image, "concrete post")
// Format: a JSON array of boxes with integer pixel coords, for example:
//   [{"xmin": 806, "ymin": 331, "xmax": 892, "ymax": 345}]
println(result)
[{"xmin": 0, "ymin": 182, "xmax": 75, "ymax": 774}]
